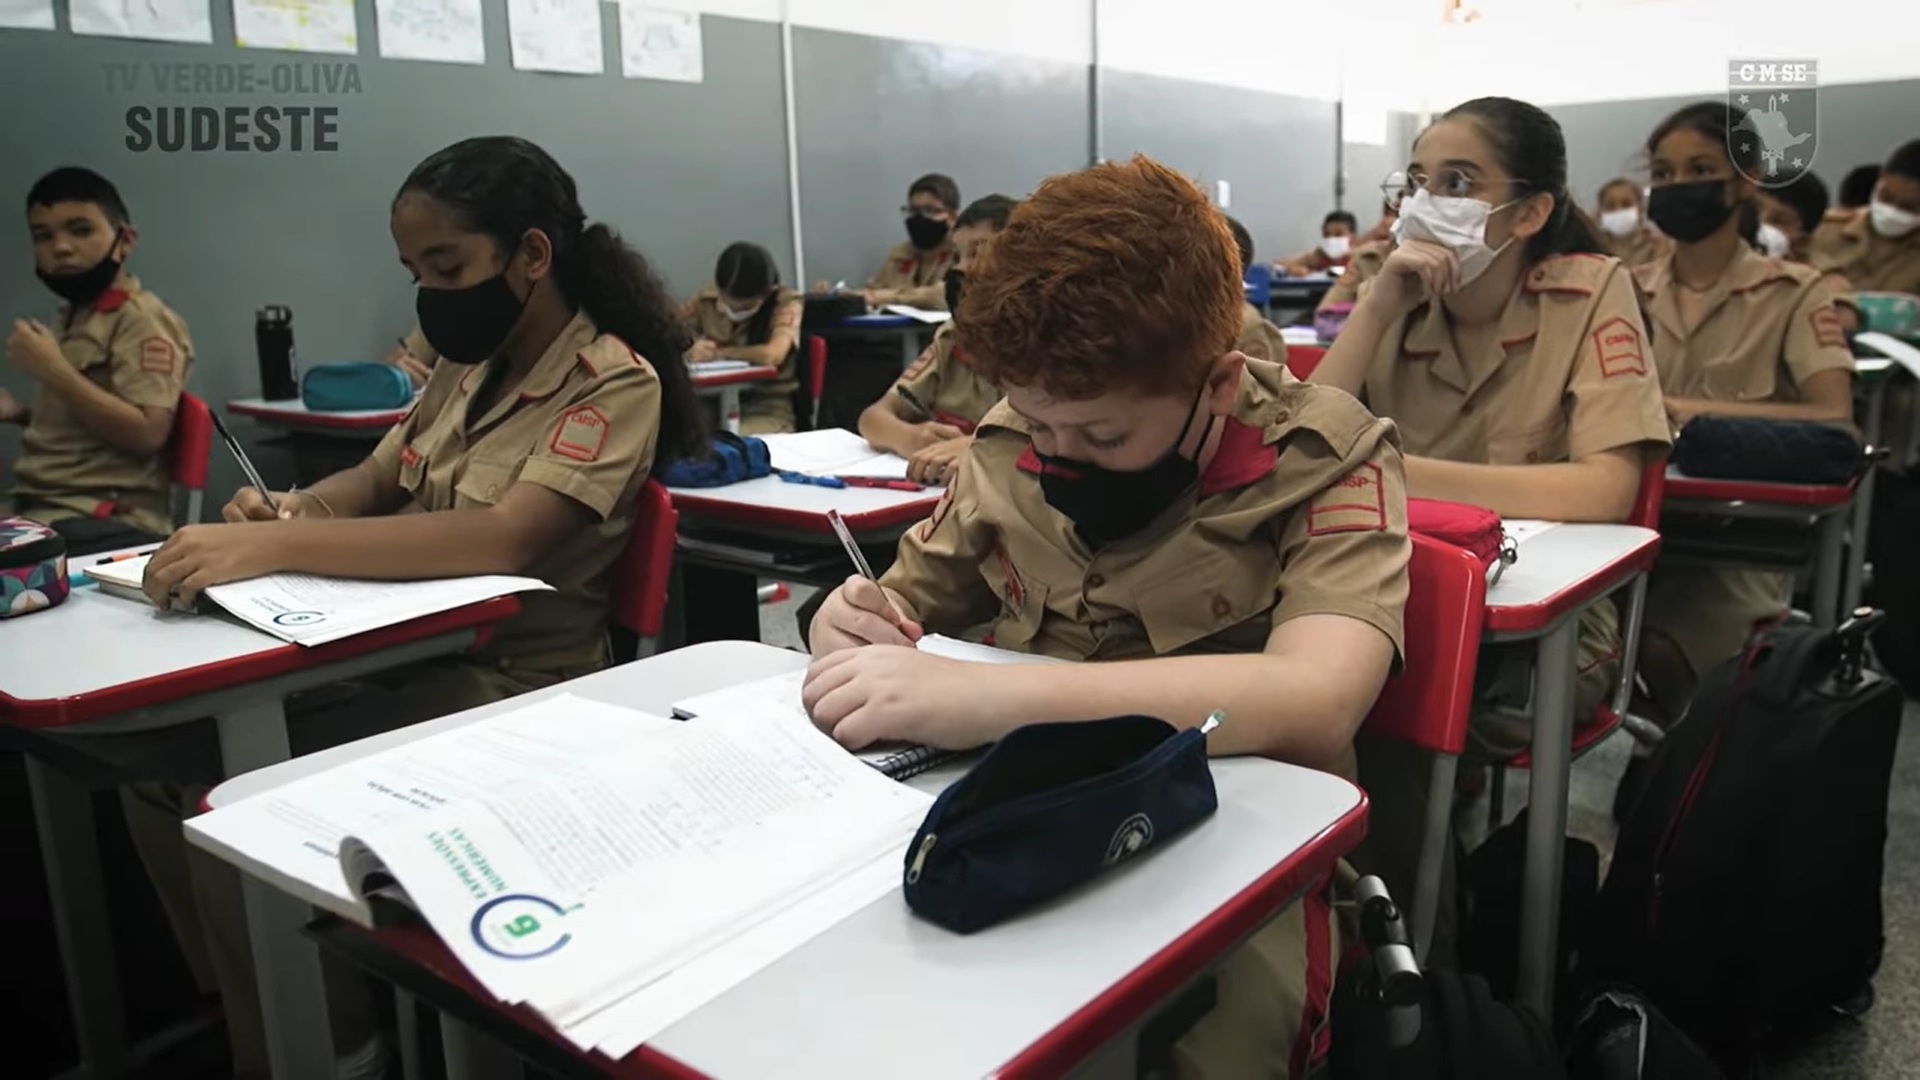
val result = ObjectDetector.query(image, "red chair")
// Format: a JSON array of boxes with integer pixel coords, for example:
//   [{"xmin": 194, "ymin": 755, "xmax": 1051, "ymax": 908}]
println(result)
[
  {"xmin": 1285, "ymin": 344, "xmax": 1327, "ymax": 380},
  {"xmin": 806, "ymin": 335, "xmax": 829, "ymax": 430},
  {"xmin": 1362, "ymin": 533, "xmax": 1488, "ymax": 961},
  {"xmin": 167, "ymin": 392, "xmax": 214, "ymax": 525},
  {"xmin": 613, "ymin": 480, "xmax": 678, "ymax": 659}
]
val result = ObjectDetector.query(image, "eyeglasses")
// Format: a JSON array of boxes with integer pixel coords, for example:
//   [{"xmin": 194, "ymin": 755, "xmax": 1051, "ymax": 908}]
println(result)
[{"xmin": 1381, "ymin": 169, "xmax": 1530, "ymax": 209}]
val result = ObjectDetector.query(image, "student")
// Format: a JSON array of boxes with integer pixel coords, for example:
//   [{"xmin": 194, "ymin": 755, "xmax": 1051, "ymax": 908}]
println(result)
[
  {"xmin": 808, "ymin": 155, "xmax": 1409, "ymax": 1077},
  {"xmin": 1359, "ymin": 200, "xmax": 1398, "ymax": 246},
  {"xmin": 4, "ymin": 167, "xmax": 192, "ymax": 555},
  {"xmin": 1838, "ymin": 163, "xmax": 1881, "ymax": 210},
  {"xmin": 123, "ymin": 135, "xmax": 704, "ymax": 1076},
  {"xmin": 1305, "ymin": 97, "xmax": 1670, "ymax": 951},
  {"xmin": 1315, "ymin": 238, "xmax": 1389, "ymax": 315},
  {"xmin": 682, "ymin": 242, "xmax": 804, "ymax": 434},
  {"xmin": 1632, "ymin": 103, "xmax": 1855, "ymax": 716},
  {"xmin": 1223, "ymin": 215, "xmax": 1290, "ymax": 363},
  {"xmin": 1594, "ymin": 176, "xmax": 1672, "ymax": 266},
  {"xmin": 859, "ymin": 194, "xmax": 1016, "ymax": 484},
  {"xmin": 1279, "ymin": 210, "xmax": 1359, "ymax": 276},
  {"xmin": 861, "ymin": 173, "xmax": 961, "ymax": 309},
  {"xmin": 1755, "ymin": 171, "xmax": 1830, "ymax": 262},
  {"xmin": 1810, "ymin": 140, "xmax": 1920, "ymax": 295},
  {"xmin": 383, "ymin": 325, "xmax": 436, "ymax": 388}
]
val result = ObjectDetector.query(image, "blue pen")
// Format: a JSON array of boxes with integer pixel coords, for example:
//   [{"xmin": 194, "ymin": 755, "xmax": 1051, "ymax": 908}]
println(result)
[{"xmin": 777, "ymin": 470, "xmax": 846, "ymax": 489}]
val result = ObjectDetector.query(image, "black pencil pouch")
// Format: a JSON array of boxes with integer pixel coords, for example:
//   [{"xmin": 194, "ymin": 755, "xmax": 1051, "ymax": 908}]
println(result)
[
  {"xmin": 902, "ymin": 715, "xmax": 1218, "ymax": 934},
  {"xmin": 1672, "ymin": 416, "xmax": 1862, "ymax": 486}
]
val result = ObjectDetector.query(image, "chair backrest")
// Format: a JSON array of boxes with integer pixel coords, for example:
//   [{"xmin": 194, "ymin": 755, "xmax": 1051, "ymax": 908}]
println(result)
[
  {"xmin": 1362, "ymin": 533, "xmax": 1487, "ymax": 756},
  {"xmin": 1285, "ymin": 344, "xmax": 1327, "ymax": 381},
  {"xmin": 1630, "ymin": 452, "xmax": 1667, "ymax": 530},
  {"xmin": 168, "ymin": 392, "xmax": 214, "ymax": 524},
  {"xmin": 613, "ymin": 479, "xmax": 678, "ymax": 651}
]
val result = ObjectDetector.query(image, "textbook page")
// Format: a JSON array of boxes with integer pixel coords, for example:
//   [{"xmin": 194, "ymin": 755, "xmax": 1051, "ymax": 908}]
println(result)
[
  {"xmin": 376, "ymin": 0, "xmax": 486, "ymax": 64},
  {"xmin": 758, "ymin": 429, "xmax": 911, "ymax": 479},
  {"xmin": 186, "ymin": 696, "xmax": 679, "ymax": 920},
  {"xmin": 347, "ymin": 707, "xmax": 931, "ymax": 1015},
  {"xmin": 205, "ymin": 571, "xmax": 550, "ymax": 645}
]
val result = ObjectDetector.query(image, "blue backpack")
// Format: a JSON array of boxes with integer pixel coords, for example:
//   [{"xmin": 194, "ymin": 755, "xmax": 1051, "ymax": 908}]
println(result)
[{"xmin": 661, "ymin": 432, "xmax": 773, "ymax": 488}]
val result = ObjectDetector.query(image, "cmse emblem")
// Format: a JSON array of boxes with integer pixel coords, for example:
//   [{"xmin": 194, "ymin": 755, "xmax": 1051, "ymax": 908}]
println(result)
[{"xmin": 1104, "ymin": 812, "xmax": 1154, "ymax": 866}]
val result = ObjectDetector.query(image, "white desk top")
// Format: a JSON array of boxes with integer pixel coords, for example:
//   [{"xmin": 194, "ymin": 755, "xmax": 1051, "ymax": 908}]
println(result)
[
  {"xmin": 1484, "ymin": 523, "xmax": 1659, "ymax": 632},
  {"xmin": 0, "ymin": 585, "xmax": 280, "ymax": 703},
  {"xmin": 210, "ymin": 642, "xmax": 1364, "ymax": 1080},
  {"xmin": 668, "ymin": 476, "xmax": 941, "ymax": 537},
  {"xmin": 229, "ymin": 396, "xmax": 412, "ymax": 422}
]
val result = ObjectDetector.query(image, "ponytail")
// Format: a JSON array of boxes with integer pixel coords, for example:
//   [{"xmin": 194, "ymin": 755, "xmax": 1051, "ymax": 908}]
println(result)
[{"xmin": 557, "ymin": 224, "xmax": 707, "ymax": 464}]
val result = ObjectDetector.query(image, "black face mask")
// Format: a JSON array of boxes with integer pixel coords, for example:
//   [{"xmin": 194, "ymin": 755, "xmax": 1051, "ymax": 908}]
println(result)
[
  {"xmin": 416, "ymin": 271, "xmax": 527, "ymax": 365},
  {"xmin": 906, "ymin": 213, "xmax": 951, "ymax": 250},
  {"xmin": 1647, "ymin": 180, "xmax": 1738, "ymax": 243},
  {"xmin": 1036, "ymin": 391, "xmax": 1214, "ymax": 549},
  {"xmin": 39, "ymin": 245, "xmax": 123, "ymax": 308},
  {"xmin": 944, "ymin": 268, "xmax": 965, "ymax": 314}
]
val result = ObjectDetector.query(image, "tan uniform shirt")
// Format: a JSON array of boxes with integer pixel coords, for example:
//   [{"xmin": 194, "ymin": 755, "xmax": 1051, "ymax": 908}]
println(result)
[
  {"xmin": 1810, "ymin": 207, "xmax": 1920, "ymax": 295},
  {"xmin": 15, "ymin": 275, "xmax": 193, "ymax": 535},
  {"xmin": 1605, "ymin": 225, "xmax": 1674, "ymax": 268},
  {"xmin": 682, "ymin": 285, "xmax": 803, "ymax": 432},
  {"xmin": 1235, "ymin": 303, "xmax": 1290, "ymax": 364},
  {"xmin": 882, "ymin": 357, "xmax": 1410, "ymax": 672},
  {"xmin": 1635, "ymin": 246, "xmax": 1855, "ymax": 675},
  {"xmin": 891, "ymin": 322, "xmax": 1000, "ymax": 433},
  {"xmin": 1317, "ymin": 241, "xmax": 1388, "ymax": 312},
  {"xmin": 369, "ymin": 311, "xmax": 662, "ymax": 672},
  {"xmin": 867, "ymin": 240, "xmax": 954, "ymax": 310}
]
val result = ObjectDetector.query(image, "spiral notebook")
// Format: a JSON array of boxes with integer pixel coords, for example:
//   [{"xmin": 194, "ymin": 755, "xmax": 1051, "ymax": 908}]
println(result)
[{"xmin": 670, "ymin": 636, "xmax": 1065, "ymax": 781}]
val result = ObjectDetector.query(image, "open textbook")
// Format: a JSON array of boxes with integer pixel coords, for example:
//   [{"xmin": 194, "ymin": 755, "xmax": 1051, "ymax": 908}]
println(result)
[
  {"xmin": 756, "ymin": 428, "xmax": 912, "ymax": 480},
  {"xmin": 187, "ymin": 693, "xmax": 933, "ymax": 1057},
  {"xmin": 85, "ymin": 555, "xmax": 549, "ymax": 646}
]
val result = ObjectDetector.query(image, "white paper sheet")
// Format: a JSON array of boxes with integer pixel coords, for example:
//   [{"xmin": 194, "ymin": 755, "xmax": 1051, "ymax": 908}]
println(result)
[
  {"xmin": 507, "ymin": 0, "xmax": 603, "ymax": 74},
  {"xmin": 70, "ymin": 0, "xmax": 212, "ymax": 42},
  {"xmin": 233, "ymin": 0, "xmax": 358, "ymax": 54},
  {"xmin": 880, "ymin": 304, "xmax": 951, "ymax": 325},
  {"xmin": 375, "ymin": 0, "xmax": 485, "ymax": 64},
  {"xmin": 758, "ymin": 429, "xmax": 910, "ymax": 479},
  {"xmin": 618, "ymin": 3, "xmax": 702, "ymax": 83},
  {"xmin": 916, "ymin": 633, "xmax": 1068, "ymax": 666},
  {"xmin": 688, "ymin": 359, "xmax": 753, "ymax": 375},
  {"xmin": 0, "ymin": 0, "xmax": 54, "ymax": 30}
]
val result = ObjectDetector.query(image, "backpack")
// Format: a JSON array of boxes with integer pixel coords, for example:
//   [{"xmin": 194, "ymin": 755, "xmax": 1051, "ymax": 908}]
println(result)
[
  {"xmin": 1583, "ymin": 613, "xmax": 1901, "ymax": 1070},
  {"xmin": 1564, "ymin": 985, "xmax": 1725, "ymax": 1080}
]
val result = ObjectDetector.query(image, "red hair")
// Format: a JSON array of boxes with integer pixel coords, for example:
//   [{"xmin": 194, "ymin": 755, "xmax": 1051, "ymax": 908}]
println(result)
[{"xmin": 956, "ymin": 155, "xmax": 1242, "ymax": 401}]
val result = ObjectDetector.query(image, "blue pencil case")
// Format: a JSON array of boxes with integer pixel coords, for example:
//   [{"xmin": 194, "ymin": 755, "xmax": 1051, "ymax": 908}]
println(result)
[
  {"xmin": 302, "ymin": 362, "xmax": 415, "ymax": 412},
  {"xmin": 661, "ymin": 432, "xmax": 773, "ymax": 488},
  {"xmin": 903, "ymin": 715, "xmax": 1219, "ymax": 934}
]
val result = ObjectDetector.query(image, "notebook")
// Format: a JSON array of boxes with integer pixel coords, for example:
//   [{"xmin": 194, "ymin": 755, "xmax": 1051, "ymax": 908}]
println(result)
[
  {"xmin": 670, "ymin": 635, "xmax": 1066, "ymax": 781},
  {"xmin": 87, "ymin": 554, "xmax": 551, "ymax": 646},
  {"xmin": 755, "ymin": 429, "xmax": 911, "ymax": 480}
]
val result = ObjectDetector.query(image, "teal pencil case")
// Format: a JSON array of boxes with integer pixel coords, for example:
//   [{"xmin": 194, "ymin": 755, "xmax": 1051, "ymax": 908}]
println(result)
[{"xmin": 303, "ymin": 362, "xmax": 415, "ymax": 412}]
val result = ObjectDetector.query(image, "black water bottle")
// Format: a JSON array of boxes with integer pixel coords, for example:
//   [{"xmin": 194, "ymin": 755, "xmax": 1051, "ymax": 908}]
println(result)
[{"xmin": 255, "ymin": 305, "xmax": 299, "ymax": 400}]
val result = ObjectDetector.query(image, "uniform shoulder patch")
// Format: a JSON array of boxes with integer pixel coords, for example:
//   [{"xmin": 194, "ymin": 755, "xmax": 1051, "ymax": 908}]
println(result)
[
  {"xmin": 1809, "ymin": 304, "xmax": 1847, "ymax": 349},
  {"xmin": 139, "ymin": 336, "xmax": 178, "ymax": 374},
  {"xmin": 902, "ymin": 342, "xmax": 938, "ymax": 381},
  {"xmin": 1590, "ymin": 315, "xmax": 1647, "ymax": 379},
  {"xmin": 550, "ymin": 404, "xmax": 611, "ymax": 463},
  {"xmin": 1307, "ymin": 462, "xmax": 1387, "ymax": 536}
]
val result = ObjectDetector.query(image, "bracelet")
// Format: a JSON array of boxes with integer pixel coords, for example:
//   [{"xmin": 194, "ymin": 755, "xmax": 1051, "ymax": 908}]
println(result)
[{"xmin": 290, "ymin": 487, "xmax": 336, "ymax": 518}]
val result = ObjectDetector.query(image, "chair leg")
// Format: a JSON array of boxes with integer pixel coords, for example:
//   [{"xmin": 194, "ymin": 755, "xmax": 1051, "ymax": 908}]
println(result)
[
  {"xmin": 1611, "ymin": 574, "xmax": 1649, "ymax": 719},
  {"xmin": 1488, "ymin": 763, "xmax": 1507, "ymax": 829},
  {"xmin": 1413, "ymin": 751, "xmax": 1459, "ymax": 964}
]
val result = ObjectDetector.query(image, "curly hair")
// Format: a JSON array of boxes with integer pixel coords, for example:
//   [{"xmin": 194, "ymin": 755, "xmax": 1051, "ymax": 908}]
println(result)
[{"xmin": 956, "ymin": 155, "xmax": 1241, "ymax": 401}]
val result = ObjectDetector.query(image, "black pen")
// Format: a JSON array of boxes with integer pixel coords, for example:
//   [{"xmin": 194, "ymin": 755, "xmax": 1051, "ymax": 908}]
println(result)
[{"xmin": 209, "ymin": 411, "xmax": 280, "ymax": 514}]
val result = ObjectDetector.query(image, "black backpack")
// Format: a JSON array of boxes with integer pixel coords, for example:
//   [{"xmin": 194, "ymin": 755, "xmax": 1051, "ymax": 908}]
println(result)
[{"xmin": 1584, "ymin": 612, "xmax": 1901, "ymax": 1070}]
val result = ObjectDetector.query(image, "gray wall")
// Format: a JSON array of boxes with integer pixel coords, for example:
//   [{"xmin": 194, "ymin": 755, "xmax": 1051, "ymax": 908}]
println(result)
[
  {"xmin": 1341, "ymin": 111, "xmax": 1422, "ymax": 224},
  {"xmin": 1549, "ymin": 80, "xmax": 1920, "ymax": 212}
]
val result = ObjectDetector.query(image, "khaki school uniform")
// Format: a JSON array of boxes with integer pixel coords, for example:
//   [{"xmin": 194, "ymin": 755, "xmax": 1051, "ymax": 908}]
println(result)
[
  {"xmin": 883, "ymin": 358, "xmax": 1410, "ymax": 1078},
  {"xmin": 682, "ymin": 285, "xmax": 804, "ymax": 434},
  {"xmin": 1236, "ymin": 302, "xmax": 1290, "ymax": 364},
  {"xmin": 891, "ymin": 322, "xmax": 1000, "ymax": 432},
  {"xmin": 1810, "ymin": 207, "xmax": 1920, "ymax": 295},
  {"xmin": 1635, "ymin": 247, "xmax": 1856, "ymax": 677},
  {"xmin": 1316, "ymin": 241, "xmax": 1388, "ymax": 312},
  {"xmin": 867, "ymin": 240, "xmax": 954, "ymax": 310},
  {"xmin": 1605, "ymin": 224, "xmax": 1674, "ymax": 268},
  {"xmin": 11, "ymin": 276, "xmax": 192, "ymax": 536}
]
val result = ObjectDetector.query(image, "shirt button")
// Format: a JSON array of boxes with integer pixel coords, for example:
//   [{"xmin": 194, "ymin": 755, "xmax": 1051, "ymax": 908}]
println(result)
[
  {"xmin": 1087, "ymin": 572, "xmax": 1106, "ymax": 589},
  {"xmin": 487, "ymin": 485, "xmax": 499, "ymax": 499},
  {"xmin": 1461, "ymin": 404, "xmax": 1474, "ymax": 415},
  {"xmin": 1211, "ymin": 594, "xmax": 1233, "ymax": 619}
]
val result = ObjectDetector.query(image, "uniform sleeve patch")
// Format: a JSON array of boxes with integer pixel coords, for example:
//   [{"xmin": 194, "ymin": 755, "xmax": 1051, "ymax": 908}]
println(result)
[
  {"xmin": 1590, "ymin": 316, "xmax": 1646, "ymax": 379},
  {"xmin": 993, "ymin": 539, "xmax": 1025, "ymax": 610},
  {"xmin": 400, "ymin": 444, "xmax": 421, "ymax": 468},
  {"xmin": 1307, "ymin": 462, "xmax": 1386, "ymax": 536},
  {"xmin": 902, "ymin": 344, "xmax": 936, "ymax": 381},
  {"xmin": 918, "ymin": 481, "xmax": 956, "ymax": 541},
  {"xmin": 550, "ymin": 405, "xmax": 610, "ymax": 463},
  {"xmin": 1809, "ymin": 304, "xmax": 1846, "ymax": 349},
  {"xmin": 139, "ymin": 336, "xmax": 177, "ymax": 374}
]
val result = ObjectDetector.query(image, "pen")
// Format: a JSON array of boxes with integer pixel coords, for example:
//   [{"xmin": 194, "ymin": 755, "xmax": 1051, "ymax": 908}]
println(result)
[
  {"xmin": 838, "ymin": 476, "xmax": 924, "ymax": 492},
  {"xmin": 1199, "ymin": 711, "xmax": 1224, "ymax": 736},
  {"xmin": 95, "ymin": 545, "xmax": 162, "ymax": 565},
  {"xmin": 395, "ymin": 336, "xmax": 412, "ymax": 356},
  {"xmin": 209, "ymin": 411, "xmax": 280, "ymax": 514},
  {"xmin": 827, "ymin": 508, "xmax": 908, "ymax": 627}
]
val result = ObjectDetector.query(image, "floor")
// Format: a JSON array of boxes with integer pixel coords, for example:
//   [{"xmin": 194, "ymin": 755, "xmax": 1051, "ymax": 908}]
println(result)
[{"xmin": 760, "ymin": 582, "xmax": 1920, "ymax": 1078}]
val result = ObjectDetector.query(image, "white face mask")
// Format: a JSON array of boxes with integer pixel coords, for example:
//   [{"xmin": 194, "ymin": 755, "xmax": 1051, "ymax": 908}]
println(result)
[
  {"xmin": 720, "ymin": 301, "xmax": 759, "ymax": 323},
  {"xmin": 1599, "ymin": 207, "xmax": 1641, "ymax": 238},
  {"xmin": 1870, "ymin": 199, "xmax": 1920, "ymax": 239},
  {"xmin": 1755, "ymin": 222, "xmax": 1793, "ymax": 259},
  {"xmin": 1394, "ymin": 188, "xmax": 1518, "ymax": 289},
  {"xmin": 1319, "ymin": 234, "xmax": 1352, "ymax": 260}
]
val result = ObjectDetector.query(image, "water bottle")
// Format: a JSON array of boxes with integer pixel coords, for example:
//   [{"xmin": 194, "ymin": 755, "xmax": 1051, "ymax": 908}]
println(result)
[{"xmin": 255, "ymin": 305, "xmax": 298, "ymax": 401}]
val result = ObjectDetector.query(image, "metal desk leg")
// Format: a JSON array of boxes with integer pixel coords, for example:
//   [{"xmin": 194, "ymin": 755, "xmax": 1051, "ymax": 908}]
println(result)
[
  {"xmin": 1813, "ymin": 508, "xmax": 1847, "ymax": 629},
  {"xmin": 219, "ymin": 698, "xmax": 334, "ymax": 1080},
  {"xmin": 26, "ymin": 755, "xmax": 128, "ymax": 1079},
  {"xmin": 719, "ymin": 386, "xmax": 742, "ymax": 434},
  {"xmin": 1843, "ymin": 380, "xmax": 1887, "ymax": 616},
  {"xmin": 394, "ymin": 989, "xmax": 423, "ymax": 1080},
  {"xmin": 1516, "ymin": 617, "xmax": 1579, "ymax": 1018},
  {"xmin": 440, "ymin": 1014, "xmax": 522, "ymax": 1080}
]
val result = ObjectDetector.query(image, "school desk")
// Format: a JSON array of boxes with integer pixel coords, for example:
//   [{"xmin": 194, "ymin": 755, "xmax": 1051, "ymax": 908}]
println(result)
[
  {"xmin": 669, "ymin": 475, "xmax": 940, "ymax": 589},
  {"xmin": 227, "ymin": 395, "xmax": 413, "ymax": 435},
  {"xmin": 0, "ymin": 578, "xmax": 519, "ymax": 1080},
  {"xmin": 688, "ymin": 364, "xmax": 779, "ymax": 434},
  {"xmin": 823, "ymin": 312, "xmax": 930, "ymax": 369},
  {"xmin": 202, "ymin": 640, "xmax": 1369, "ymax": 1080},
  {"xmin": 1660, "ymin": 469, "xmax": 1855, "ymax": 630},
  {"xmin": 1267, "ymin": 273, "xmax": 1336, "ymax": 324},
  {"xmin": 1482, "ymin": 522, "xmax": 1663, "ymax": 1017}
]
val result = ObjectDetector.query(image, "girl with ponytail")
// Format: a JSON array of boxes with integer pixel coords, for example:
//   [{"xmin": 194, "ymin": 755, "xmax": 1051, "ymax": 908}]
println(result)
[{"xmin": 681, "ymin": 241, "xmax": 804, "ymax": 433}]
